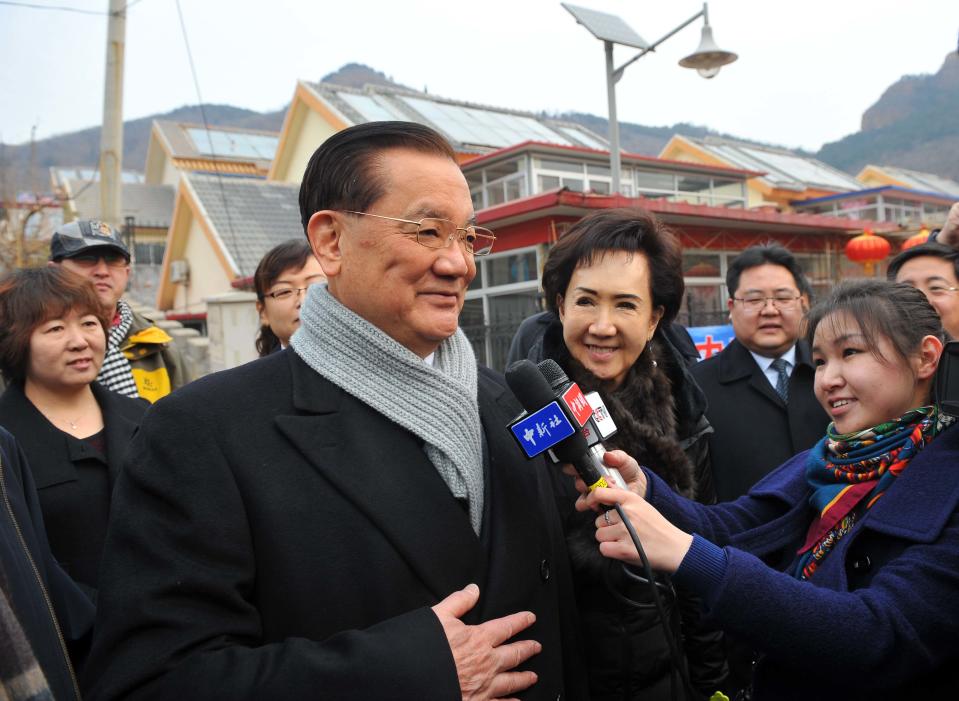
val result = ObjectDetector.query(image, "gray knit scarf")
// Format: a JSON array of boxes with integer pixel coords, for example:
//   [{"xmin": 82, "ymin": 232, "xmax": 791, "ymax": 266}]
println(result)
[
  {"xmin": 290, "ymin": 285, "xmax": 484, "ymax": 534},
  {"xmin": 96, "ymin": 299, "xmax": 139, "ymax": 398}
]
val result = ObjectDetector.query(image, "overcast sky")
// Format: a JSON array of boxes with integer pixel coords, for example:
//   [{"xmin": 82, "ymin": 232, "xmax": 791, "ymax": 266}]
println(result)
[{"xmin": 2, "ymin": 0, "xmax": 957, "ymax": 153}]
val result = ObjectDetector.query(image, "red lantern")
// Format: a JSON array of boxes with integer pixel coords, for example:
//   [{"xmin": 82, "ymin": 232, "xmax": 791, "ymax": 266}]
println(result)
[
  {"xmin": 845, "ymin": 228, "xmax": 891, "ymax": 276},
  {"xmin": 901, "ymin": 226, "xmax": 930, "ymax": 251}
]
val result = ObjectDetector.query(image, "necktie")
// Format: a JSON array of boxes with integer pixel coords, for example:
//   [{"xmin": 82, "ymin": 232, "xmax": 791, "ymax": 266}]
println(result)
[{"xmin": 770, "ymin": 358, "xmax": 790, "ymax": 402}]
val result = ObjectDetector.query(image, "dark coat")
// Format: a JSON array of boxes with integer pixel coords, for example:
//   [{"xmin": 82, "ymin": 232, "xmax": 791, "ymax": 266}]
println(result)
[
  {"xmin": 525, "ymin": 316, "xmax": 726, "ymax": 699},
  {"xmin": 646, "ymin": 425, "xmax": 959, "ymax": 700},
  {"xmin": 83, "ymin": 349, "xmax": 588, "ymax": 701},
  {"xmin": 0, "ymin": 426, "xmax": 95, "ymax": 701},
  {"xmin": 0, "ymin": 382, "xmax": 146, "ymax": 593},
  {"xmin": 690, "ymin": 338, "xmax": 829, "ymax": 502}
]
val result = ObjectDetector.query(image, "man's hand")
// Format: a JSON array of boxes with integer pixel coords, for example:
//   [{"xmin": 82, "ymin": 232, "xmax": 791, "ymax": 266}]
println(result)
[
  {"xmin": 938, "ymin": 202, "xmax": 959, "ymax": 248},
  {"xmin": 432, "ymin": 584, "xmax": 541, "ymax": 700}
]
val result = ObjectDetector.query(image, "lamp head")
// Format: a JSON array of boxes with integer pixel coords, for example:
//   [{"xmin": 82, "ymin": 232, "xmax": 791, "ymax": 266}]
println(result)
[{"xmin": 679, "ymin": 23, "xmax": 737, "ymax": 79}]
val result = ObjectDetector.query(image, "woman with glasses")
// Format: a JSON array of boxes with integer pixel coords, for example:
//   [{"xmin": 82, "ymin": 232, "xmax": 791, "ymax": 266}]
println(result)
[
  {"xmin": 581, "ymin": 279, "xmax": 959, "ymax": 699},
  {"xmin": 0, "ymin": 267, "xmax": 146, "ymax": 599},
  {"xmin": 521, "ymin": 207, "xmax": 725, "ymax": 700},
  {"xmin": 253, "ymin": 240, "xmax": 326, "ymax": 356}
]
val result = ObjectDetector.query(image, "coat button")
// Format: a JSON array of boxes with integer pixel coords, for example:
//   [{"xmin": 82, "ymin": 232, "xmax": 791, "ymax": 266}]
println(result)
[
  {"xmin": 851, "ymin": 555, "xmax": 872, "ymax": 572},
  {"xmin": 539, "ymin": 559, "xmax": 550, "ymax": 582}
]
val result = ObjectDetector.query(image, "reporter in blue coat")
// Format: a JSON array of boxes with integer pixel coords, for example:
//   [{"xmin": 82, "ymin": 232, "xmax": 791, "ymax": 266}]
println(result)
[{"xmin": 577, "ymin": 279, "xmax": 959, "ymax": 700}]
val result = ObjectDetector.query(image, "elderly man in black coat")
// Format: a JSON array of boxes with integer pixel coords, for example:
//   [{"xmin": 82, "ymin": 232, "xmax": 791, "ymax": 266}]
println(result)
[{"xmin": 83, "ymin": 122, "xmax": 588, "ymax": 701}]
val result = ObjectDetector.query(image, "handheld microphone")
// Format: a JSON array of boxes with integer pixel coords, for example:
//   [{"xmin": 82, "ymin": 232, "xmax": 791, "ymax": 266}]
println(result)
[
  {"xmin": 537, "ymin": 359, "xmax": 627, "ymax": 489},
  {"xmin": 504, "ymin": 359, "xmax": 613, "ymax": 491}
]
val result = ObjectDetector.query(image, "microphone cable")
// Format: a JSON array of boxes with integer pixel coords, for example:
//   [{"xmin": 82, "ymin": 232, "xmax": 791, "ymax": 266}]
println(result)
[{"xmin": 603, "ymin": 500, "xmax": 696, "ymax": 701}]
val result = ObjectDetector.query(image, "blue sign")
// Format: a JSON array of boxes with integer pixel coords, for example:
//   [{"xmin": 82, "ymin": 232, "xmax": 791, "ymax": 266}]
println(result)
[
  {"xmin": 509, "ymin": 401, "xmax": 576, "ymax": 458},
  {"xmin": 687, "ymin": 324, "xmax": 736, "ymax": 361}
]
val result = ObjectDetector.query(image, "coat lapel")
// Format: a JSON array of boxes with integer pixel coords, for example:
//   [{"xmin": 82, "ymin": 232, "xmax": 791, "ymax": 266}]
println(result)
[
  {"xmin": 274, "ymin": 353, "xmax": 486, "ymax": 601},
  {"xmin": 93, "ymin": 385, "xmax": 142, "ymax": 484},
  {"xmin": 720, "ymin": 339, "xmax": 786, "ymax": 408}
]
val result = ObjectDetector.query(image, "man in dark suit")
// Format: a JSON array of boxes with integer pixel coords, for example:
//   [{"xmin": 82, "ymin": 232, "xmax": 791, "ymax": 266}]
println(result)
[
  {"xmin": 83, "ymin": 122, "xmax": 587, "ymax": 701},
  {"xmin": 691, "ymin": 244, "xmax": 829, "ymax": 502}
]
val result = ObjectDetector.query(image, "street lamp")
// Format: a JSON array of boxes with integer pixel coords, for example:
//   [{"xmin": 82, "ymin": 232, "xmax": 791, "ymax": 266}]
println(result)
[{"xmin": 562, "ymin": 3, "xmax": 738, "ymax": 194}]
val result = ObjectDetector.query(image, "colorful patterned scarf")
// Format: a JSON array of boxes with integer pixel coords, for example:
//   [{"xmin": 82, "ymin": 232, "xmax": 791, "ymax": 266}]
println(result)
[{"xmin": 793, "ymin": 406, "xmax": 952, "ymax": 580}]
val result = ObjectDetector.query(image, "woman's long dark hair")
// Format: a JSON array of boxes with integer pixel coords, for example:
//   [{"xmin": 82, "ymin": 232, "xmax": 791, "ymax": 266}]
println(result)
[{"xmin": 254, "ymin": 239, "xmax": 314, "ymax": 357}]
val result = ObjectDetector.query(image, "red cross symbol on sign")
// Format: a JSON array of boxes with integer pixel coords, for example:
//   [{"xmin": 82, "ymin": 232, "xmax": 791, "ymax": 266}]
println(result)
[{"xmin": 696, "ymin": 335, "xmax": 724, "ymax": 359}]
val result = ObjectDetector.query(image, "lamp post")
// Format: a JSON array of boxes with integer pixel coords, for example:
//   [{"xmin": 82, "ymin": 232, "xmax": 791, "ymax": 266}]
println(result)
[{"xmin": 563, "ymin": 3, "xmax": 738, "ymax": 194}]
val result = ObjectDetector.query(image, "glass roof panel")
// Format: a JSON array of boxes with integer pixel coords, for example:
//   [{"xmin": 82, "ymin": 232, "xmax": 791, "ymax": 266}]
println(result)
[
  {"xmin": 737, "ymin": 147, "xmax": 859, "ymax": 190},
  {"xmin": 400, "ymin": 96, "xmax": 575, "ymax": 148},
  {"xmin": 337, "ymin": 92, "xmax": 404, "ymax": 122},
  {"xmin": 187, "ymin": 128, "xmax": 279, "ymax": 160},
  {"xmin": 558, "ymin": 126, "xmax": 607, "ymax": 150}
]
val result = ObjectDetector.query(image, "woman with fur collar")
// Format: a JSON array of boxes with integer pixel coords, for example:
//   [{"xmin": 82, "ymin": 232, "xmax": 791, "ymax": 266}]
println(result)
[{"xmin": 521, "ymin": 207, "xmax": 726, "ymax": 699}]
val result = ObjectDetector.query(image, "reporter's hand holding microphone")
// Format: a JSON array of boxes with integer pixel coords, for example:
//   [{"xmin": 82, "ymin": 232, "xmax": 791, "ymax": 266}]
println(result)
[{"xmin": 563, "ymin": 450, "xmax": 694, "ymax": 574}]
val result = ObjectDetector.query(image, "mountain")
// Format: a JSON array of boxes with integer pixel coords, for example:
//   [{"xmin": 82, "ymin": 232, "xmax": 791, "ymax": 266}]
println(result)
[
  {"xmin": 0, "ymin": 104, "xmax": 287, "ymax": 196},
  {"xmin": 5, "ymin": 56, "xmax": 959, "ymax": 197},
  {"xmin": 816, "ymin": 53, "xmax": 959, "ymax": 181}
]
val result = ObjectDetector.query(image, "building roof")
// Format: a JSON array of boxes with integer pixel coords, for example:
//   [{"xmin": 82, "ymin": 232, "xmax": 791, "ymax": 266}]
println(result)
[
  {"xmin": 50, "ymin": 166, "xmax": 143, "ymax": 193},
  {"xmin": 152, "ymin": 121, "xmax": 280, "ymax": 173},
  {"xmin": 302, "ymin": 81, "xmax": 610, "ymax": 155},
  {"xmin": 668, "ymin": 135, "xmax": 862, "ymax": 193},
  {"xmin": 477, "ymin": 187, "xmax": 899, "ymax": 236},
  {"xmin": 66, "ymin": 180, "xmax": 175, "ymax": 229},
  {"xmin": 461, "ymin": 140, "xmax": 763, "ymax": 179},
  {"xmin": 860, "ymin": 165, "xmax": 959, "ymax": 198},
  {"xmin": 792, "ymin": 185, "xmax": 957, "ymax": 208},
  {"xmin": 184, "ymin": 173, "xmax": 301, "ymax": 276}
]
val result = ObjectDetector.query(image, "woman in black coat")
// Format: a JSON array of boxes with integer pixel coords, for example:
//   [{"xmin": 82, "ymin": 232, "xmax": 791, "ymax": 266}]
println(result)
[
  {"xmin": 523, "ymin": 207, "xmax": 725, "ymax": 700},
  {"xmin": 0, "ymin": 267, "xmax": 145, "ymax": 597}
]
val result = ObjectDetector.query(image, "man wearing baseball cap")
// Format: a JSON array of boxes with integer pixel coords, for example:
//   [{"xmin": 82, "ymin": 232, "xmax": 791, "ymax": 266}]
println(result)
[{"xmin": 49, "ymin": 219, "xmax": 188, "ymax": 402}]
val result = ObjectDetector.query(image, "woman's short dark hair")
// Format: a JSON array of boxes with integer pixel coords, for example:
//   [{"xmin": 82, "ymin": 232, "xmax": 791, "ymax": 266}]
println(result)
[
  {"xmin": 541, "ymin": 207, "xmax": 685, "ymax": 325},
  {"xmin": 298, "ymin": 121, "xmax": 457, "ymax": 231},
  {"xmin": 0, "ymin": 266, "xmax": 111, "ymax": 383},
  {"xmin": 253, "ymin": 239, "xmax": 314, "ymax": 357},
  {"xmin": 805, "ymin": 279, "xmax": 944, "ymax": 366}
]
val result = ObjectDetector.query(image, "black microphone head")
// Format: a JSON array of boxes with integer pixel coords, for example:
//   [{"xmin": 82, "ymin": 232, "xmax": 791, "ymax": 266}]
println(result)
[
  {"xmin": 537, "ymin": 358, "xmax": 570, "ymax": 390},
  {"xmin": 505, "ymin": 359, "xmax": 556, "ymax": 411}
]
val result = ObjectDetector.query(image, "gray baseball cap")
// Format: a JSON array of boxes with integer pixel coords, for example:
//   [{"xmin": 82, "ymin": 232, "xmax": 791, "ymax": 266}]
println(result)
[{"xmin": 50, "ymin": 219, "xmax": 130, "ymax": 261}]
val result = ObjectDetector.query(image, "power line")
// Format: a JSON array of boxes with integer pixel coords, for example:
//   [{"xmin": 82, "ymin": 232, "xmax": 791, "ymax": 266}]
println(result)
[
  {"xmin": 0, "ymin": 0, "xmax": 147, "ymax": 15},
  {"xmin": 174, "ymin": 0, "xmax": 241, "ymax": 268},
  {"xmin": 0, "ymin": 0, "xmax": 143, "ymax": 16},
  {"xmin": 0, "ymin": 1, "xmax": 106, "ymax": 15}
]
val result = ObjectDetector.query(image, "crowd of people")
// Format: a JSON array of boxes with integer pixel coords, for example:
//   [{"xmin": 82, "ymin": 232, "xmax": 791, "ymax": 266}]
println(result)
[{"xmin": 1, "ymin": 120, "xmax": 958, "ymax": 701}]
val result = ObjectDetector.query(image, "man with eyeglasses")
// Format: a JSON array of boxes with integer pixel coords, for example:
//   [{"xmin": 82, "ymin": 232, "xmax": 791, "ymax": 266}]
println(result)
[
  {"xmin": 691, "ymin": 244, "xmax": 829, "ymax": 503},
  {"xmin": 85, "ymin": 122, "xmax": 588, "ymax": 701},
  {"xmin": 888, "ymin": 239, "xmax": 959, "ymax": 341},
  {"xmin": 48, "ymin": 220, "xmax": 188, "ymax": 402}
]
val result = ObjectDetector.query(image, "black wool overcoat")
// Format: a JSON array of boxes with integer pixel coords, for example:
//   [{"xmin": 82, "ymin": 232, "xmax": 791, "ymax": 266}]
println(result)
[{"xmin": 83, "ymin": 349, "xmax": 588, "ymax": 701}]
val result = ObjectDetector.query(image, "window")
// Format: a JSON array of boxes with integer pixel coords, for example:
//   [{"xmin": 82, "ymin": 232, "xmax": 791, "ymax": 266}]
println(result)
[
  {"xmin": 487, "ymin": 251, "xmax": 537, "ymax": 286},
  {"xmin": 463, "ymin": 245, "xmax": 543, "ymax": 370},
  {"xmin": 634, "ymin": 170, "xmax": 675, "ymax": 193},
  {"xmin": 678, "ymin": 285, "xmax": 726, "ymax": 328},
  {"xmin": 135, "ymin": 242, "xmax": 166, "ymax": 265},
  {"xmin": 677, "ymin": 176, "xmax": 712, "ymax": 204},
  {"xmin": 537, "ymin": 158, "xmax": 583, "ymax": 173},
  {"xmin": 683, "ymin": 253, "xmax": 721, "ymax": 278}
]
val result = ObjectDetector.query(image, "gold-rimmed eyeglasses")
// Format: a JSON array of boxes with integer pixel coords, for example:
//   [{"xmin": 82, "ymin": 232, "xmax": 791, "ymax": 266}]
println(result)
[
  {"xmin": 341, "ymin": 211, "xmax": 496, "ymax": 256},
  {"xmin": 733, "ymin": 294, "xmax": 803, "ymax": 313}
]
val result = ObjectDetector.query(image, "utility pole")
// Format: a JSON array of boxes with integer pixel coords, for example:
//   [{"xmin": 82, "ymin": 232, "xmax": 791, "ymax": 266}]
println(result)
[{"xmin": 99, "ymin": 0, "xmax": 126, "ymax": 228}]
